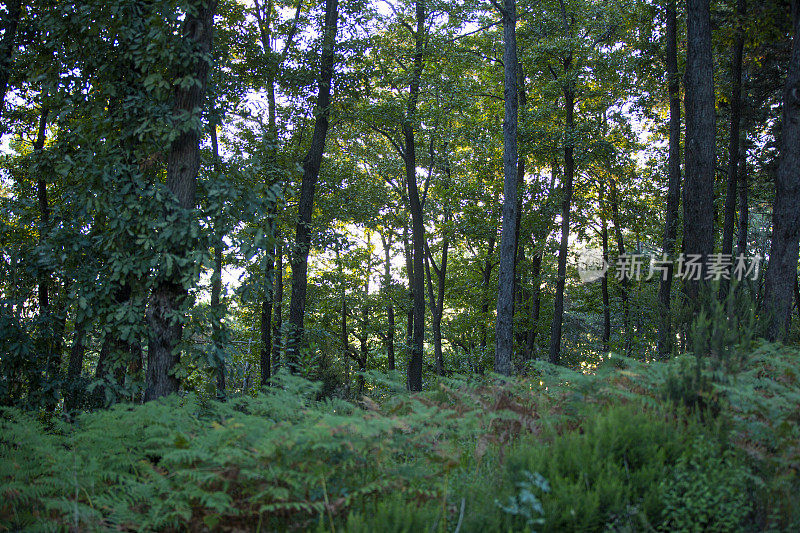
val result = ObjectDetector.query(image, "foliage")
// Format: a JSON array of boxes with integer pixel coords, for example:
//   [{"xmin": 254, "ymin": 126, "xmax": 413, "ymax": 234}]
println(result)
[{"xmin": 659, "ymin": 437, "xmax": 754, "ymax": 532}]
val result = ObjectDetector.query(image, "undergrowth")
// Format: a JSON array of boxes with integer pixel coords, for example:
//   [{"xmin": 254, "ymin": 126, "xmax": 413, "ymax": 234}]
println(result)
[{"xmin": 1, "ymin": 342, "xmax": 799, "ymax": 531}]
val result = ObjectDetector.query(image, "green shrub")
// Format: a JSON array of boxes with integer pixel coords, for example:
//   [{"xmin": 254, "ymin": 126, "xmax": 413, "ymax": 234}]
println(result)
[
  {"xmin": 506, "ymin": 405, "xmax": 690, "ymax": 532},
  {"xmin": 658, "ymin": 437, "xmax": 753, "ymax": 532}
]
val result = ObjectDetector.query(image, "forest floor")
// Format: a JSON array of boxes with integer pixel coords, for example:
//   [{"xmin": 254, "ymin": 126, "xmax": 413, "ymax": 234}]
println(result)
[{"xmin": 2, "ymin": 341, "xmax": 800, "ymax": 531}]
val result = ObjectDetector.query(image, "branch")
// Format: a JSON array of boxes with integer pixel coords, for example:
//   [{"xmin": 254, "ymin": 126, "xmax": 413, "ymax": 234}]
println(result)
[{"xmin": 367, "ymin": 123, "xmax": 405, "ymax": 159}]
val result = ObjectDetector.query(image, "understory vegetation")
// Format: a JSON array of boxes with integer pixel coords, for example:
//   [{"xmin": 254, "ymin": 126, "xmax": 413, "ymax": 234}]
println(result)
[{"xmin": 2, "ymin": 340, "xmax": 798, "ymax": 532}]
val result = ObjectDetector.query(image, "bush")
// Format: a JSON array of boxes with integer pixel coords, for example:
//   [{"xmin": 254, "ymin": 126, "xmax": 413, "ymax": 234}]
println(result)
[
  {"xmin": 659, "ymin": 437, "xmax": 753, "ymax": 532},
  {"xmin": 505, "ymin": 405, "xmax": 690, "ymax": 532}
]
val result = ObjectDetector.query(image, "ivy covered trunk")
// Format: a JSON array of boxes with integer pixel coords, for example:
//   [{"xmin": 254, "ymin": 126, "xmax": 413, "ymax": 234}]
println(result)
[{"xmin": 145, "ymin": 0, "xmax": 217, "ymax": 401}]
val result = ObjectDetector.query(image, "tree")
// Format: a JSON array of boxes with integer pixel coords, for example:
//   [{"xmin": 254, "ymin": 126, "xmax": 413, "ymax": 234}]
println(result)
[
  {"xmin": 657, "ymin": 0, "xmax": 682, "ymax": 358},
  {"xmin": 682, "ymin": 0, "xmax": 715, "ymax": 305},
  {"xmin": 286, "ymin": 0, "xmax": 339, "ymax": 369},
  {"xmin": 403, "ymin": 0, "xmax": 428, "ymax": 391},
  {"xmin": 145, "ymin": 0, "xmax": 218, "ymax": 401},
  {"xmin": 763, "ymin": 0, "xmax": 800, "ymax": 341},
  {"xmin": 493, "ymin": 0, "xmax": 519, "ymax": 376}
]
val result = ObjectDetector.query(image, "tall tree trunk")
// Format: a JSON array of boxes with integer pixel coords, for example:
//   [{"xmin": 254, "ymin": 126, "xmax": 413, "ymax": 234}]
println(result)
[
  {"xmin": 403, "ymin": 224, "xmax": 414, "ymax": 364},
  {"xmin": 523, "ymin": 252, "xmax": 542, "ymax": 359},
  {"xmin": 764, "ymin": 0, "xmax": 800, "ymax": 341},
  {"xmin": 657, "ymin": 0, "xmax": 682, "ymax": 358},
  {"xmin": 720, "ymin": 0, "xmax": 746, "ymax": 299},
  {"xmin": 381, "ymin": 232, "xmax": 396, "ymax": 371},
  {"xmin": 272, "ymin": 237, "xmax": 283, "ymax": 373},
  {"xmin": 494, "ymin": 0, "xmax": 519, "ymax": 376},
  {"xmin": 404, "ymin": 0, "xmax": 427, "ymax": 391},
  {"xmin": 0, "ymin": 0, "xmax": 22, "ymax": 122},
  {"xmin": 337, "ymin": 248, "xmax": 349, "ymax": 396},
  {"xmin": 682, "ymin": 0, "xmax": 716, "ymax": 305},
  {"xmin": 479, "ymin": 236, "xmax": 496, "ymax": 359},
  {"xmin": 524, "ymin": 166, "xmax": 557, "ymax": 360},
  {"xmin": 210, "ymin": 123, "xmax": 226, "ymax": 396},
  {"xmin": 609, "ymin": 179, "xmax": 631, "ymax": 355},
  {"xmin": 425, "ymin": 239, "xmax": 448, "ymax": 376},
  {"xmin": 548, "ymin": 83, "xmax": 575, "ymax": 366},
  {"xmin": 34, "ymin": 110, "xmax": 53, "ymax": 371},
  {"xmin": 260, "ymin": 247, "xmax": 274, "ymax": 384},
  {"xmin": 145, "ymin": 0, "xmax": 216, "ymax": 401},
  {"xmin": 737, "ymin": 144, "xmax": 749, "ymax": 256},
  {"xmin": 600, "ymin": 184, "xmax": 612, "ymax": 352},
  {"xmin": 513, "ymin": 62, "xmax": 528, "ymax": 354},
  {"xmin": 286, "ymin": 0, "xmax": 338, "ymax": 369},
  {"xmin": 64, "ymin": 324, "xmax": 86, "ymax": 411}
]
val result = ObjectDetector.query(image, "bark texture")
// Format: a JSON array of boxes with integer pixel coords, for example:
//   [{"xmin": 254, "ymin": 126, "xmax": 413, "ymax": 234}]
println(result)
[
  {"xmin": 494, "ymin": 0, "xmax": 519, "ymax": 376},
  {"xmin": 682, "ymin": 0, "xmax": 716, "ymax": 303}
]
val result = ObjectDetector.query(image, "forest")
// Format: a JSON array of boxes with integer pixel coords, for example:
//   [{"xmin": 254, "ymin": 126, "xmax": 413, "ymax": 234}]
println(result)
[{"xmin": 1, "ymin": 0, "xmax": 800, "ymax": 530}]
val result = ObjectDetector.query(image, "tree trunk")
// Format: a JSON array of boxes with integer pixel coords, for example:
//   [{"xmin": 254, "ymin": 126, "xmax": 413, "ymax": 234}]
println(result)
[
  {"xmin": 286, "ymin": 0, "xmax": 338, "ymax": 370},
  {"xmin": 338, "ymin": 248, "xmax": 349, "ymax": 397},
  {"xmin": 720, "ymin": 0, "xmax": 746, "ymax": 300},
  {"xmin": 210, "ymin": 124, "xmax": 226, "ymax": 396},
  {"xmin": 737, "ymin": 144, "xmax": 749, "ymax": 256},
  {"xmin": 479, "ymin": 236, "xmax": 496, "ymax": 360},
  {"xmin": 0, "ymin": 0, "xmax": 22, "ymax": 122},
  {"xmin": 764, "ymin": 1, "xmax": 800, "ymax": 341},
  {"xmin": 600, "ymin": 184, "xmax": 612, "ymax": 352},
  {"xmin": 494, "ymin": 0, "xmax": 519, "ymax": 376},
  {"xmin": 403, "ymin": 224, "xmax": 414, "ymax": 365},
  {"xmin": 64, "ymin": 322, "xmax": 86, "ymax": 411},
  {"xmin": 548, "ymin": 83, "xmax": 575, "ymax": 366},
  {"xmin": 145, "ymin": 0, "xmax": 216, "ymax": 402},
  {"xmin": 425, "ymin": 238, "xmax": 448, "ymax": 376},
  {"xmin": 657, "ymin": 0, "xmax": 682, "ymax": 358},
  {"xmin": 381, "ymin": 232, "xmax": 396, "ymax": 371},
  {"xmin": 404, "ymin": 0, "xmax": 427, "ymax": 391},
  {"xmin": 523, "ymin": 252, "xmax": 542, "ymax": 359},
  {"xmin": 682, "ymin": 0, "xmax": 716, "ymax": 304},
  {"xmin": 609, "ymin": 178, "xmax": 631, "ymax": 355},
  {"xmin": 260, "ymin": 247, "xmax": 274, "ymax": 385},
  {"xmin": 272, "ymin": 238, "xmax": 283, "ymax": 373},
  {"xmin": 33, "ymin": 110, "xmax": 53, "ymax": 369}
]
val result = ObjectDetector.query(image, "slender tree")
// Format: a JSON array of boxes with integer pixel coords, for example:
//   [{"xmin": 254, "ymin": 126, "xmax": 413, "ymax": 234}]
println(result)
[
  {"xmin": 404, "ymin": 0, "xmax": 427, "ymax": 391},
  {"xmin": 286, "ymin": 0, "xmax": 339, "ymax": 369},
  {"xmin": 493, "ymin": 0, "xmax": 519, "ymax": 376},
  {"xmin": 720, "ymin": 0, "xmax": 747, "ymax": 299},
  {"xmin": 657, "ymin": 0, "xmax": 682, "ymax": 357}
]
